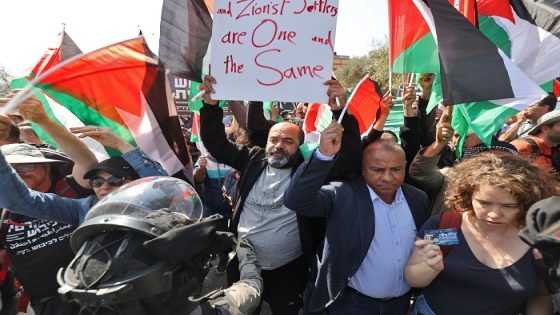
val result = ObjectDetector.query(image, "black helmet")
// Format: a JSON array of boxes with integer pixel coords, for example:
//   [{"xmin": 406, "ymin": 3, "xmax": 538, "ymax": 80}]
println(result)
[
  {"xmin": 56, "ymin": 177, "xmax": 232, "ymax": 314},
  {"xmin": 70, "ymin": 176, "xmax": 203, "ymax": 252}
]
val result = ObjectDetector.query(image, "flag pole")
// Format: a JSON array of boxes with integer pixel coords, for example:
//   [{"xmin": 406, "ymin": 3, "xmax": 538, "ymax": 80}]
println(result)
[
  {"xmin": 337, "ymin": 101, "xmax": 349, "ymax": 124},
  {"xmin": 445, "ymin": 104, "xmax": 454, "ymax": 122},
  {"xmin": 1, "ymin": 37, "xmax": 149, "ymax": 116},
  {"xmin": 0, "ymin": 83, "xmax": 36, "ymax": 115},
  {"xmin": 389, "ymin": 68, "xmax": 393, "ymax": 97},
  {"xmin": 192, "ymin": 63, "xmax": 212, "ymax": 102},
  {"xmin": 387, "ymin": 0, "xmax": 393, "ymax": 95},
  {"xmin": 337, "ymin": 74, "xmax": 368, "ymax": 124}
]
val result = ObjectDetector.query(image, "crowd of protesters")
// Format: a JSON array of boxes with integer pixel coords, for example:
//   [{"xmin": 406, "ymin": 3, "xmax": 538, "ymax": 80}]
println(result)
[{"xmin": 0, "ymin": 71, "xmax": 558, "ymax": 315}]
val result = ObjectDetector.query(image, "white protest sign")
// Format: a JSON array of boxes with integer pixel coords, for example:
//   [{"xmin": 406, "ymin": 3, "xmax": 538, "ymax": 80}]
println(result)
[{"xmin": 210, "ymin": 0, "xmax": 339, "ymax": 103}]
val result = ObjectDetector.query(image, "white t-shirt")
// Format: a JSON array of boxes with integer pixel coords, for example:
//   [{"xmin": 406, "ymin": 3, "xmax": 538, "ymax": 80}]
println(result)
[{"xmin": 238, "ymin": 166, "xmax": 302, "ymax": 270}]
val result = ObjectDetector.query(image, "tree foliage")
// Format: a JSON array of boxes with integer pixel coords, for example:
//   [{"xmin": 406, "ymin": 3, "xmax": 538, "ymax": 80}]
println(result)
[
  {"xmin": 335, "ymin": 42, "xmax": 405, "ymax": 92},
  {"xmin": 0, "ymin": 65, "xmax": 12, "ymax": 97}
]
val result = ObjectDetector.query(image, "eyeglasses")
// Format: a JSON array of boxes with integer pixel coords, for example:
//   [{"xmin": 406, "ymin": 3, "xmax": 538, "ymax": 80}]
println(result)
[
  {"xmin": 13, "ymin": 164, "xmax": 39, "ymax": 174},
  {"xmin": 89, "ymin": 176, "xmax": 127, "ymax": 188}
]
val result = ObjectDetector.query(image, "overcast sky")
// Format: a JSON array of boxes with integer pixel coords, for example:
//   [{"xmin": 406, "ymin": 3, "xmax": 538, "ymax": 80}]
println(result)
[{"xmin": 0, "ymin": 0, "xmax": 388, "ymax": 77}]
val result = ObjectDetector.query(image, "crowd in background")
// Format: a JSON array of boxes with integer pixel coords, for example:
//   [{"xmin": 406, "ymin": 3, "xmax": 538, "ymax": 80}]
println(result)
[{"xmin": 0, "ymin": 72, "xmax": 558, "ymax": 315}]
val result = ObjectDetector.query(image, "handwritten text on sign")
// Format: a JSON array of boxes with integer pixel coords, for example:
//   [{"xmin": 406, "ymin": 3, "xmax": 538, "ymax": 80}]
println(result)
[{"xmin": 210, "ymin": 0, "xmax": 339, "ymax": 103}]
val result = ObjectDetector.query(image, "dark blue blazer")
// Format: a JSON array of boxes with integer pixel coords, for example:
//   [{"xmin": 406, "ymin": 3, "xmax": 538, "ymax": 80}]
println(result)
[{"xmin": 284, "ymin": 154, "xmax": 430, "ymax": 312}]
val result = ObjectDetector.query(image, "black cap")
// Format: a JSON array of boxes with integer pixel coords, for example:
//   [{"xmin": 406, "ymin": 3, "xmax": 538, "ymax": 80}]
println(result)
[{"xmin": 83, "ymin": 156, "xmax": 138, "ymax": 179}]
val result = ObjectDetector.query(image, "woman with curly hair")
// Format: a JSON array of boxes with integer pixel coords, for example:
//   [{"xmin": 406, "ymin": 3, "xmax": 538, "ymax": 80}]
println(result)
[{"xmin": 405, "ymin": 152, "xmax": 559, "ymax": 315}]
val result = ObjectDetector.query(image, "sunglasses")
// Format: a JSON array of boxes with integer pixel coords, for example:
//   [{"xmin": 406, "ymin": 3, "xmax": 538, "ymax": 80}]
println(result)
[
  {"xmin": 13, "ymin": 164, "xmax": 40, "ymax": 174},
  {"xmin": 89, "ymin": 176, "xmax": 127, "ymax": 188}
]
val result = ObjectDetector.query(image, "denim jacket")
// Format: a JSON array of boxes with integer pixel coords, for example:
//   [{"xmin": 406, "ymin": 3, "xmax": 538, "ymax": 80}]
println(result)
[{"xmin": 0, "ymin": 147, "xmax": 168, "ymax": 226}]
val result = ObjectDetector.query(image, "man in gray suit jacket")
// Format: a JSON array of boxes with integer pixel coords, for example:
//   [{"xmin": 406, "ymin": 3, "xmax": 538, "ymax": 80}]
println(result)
[{"xmin": 284, "ymin": 122, "xmax": 430, "ymax": 315}]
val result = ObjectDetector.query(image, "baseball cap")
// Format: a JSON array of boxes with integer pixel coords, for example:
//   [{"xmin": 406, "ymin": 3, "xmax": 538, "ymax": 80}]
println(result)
[
  {"xmin": 1, "ymin": 143, "xmax": 66, "ymax": 164},
  {"xmin": 528, "ymin": 110, "xmax": 560, "ymax": 135},
  {"xmin": 83, "ymin": 156, "xmax": 139, "ymax": 179}
]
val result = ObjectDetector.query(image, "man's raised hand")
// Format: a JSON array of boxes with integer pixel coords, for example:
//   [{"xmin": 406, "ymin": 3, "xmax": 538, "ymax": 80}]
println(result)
[
  {"xmin": 199, "ymin": 75, "xmax": 219, "ymax": 106},
  {"xmin": 318, "ymin": 121, "xmax": 344, "ymax": 158}
]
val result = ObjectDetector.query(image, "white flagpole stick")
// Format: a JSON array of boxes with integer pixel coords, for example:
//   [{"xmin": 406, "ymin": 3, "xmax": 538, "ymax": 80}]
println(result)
[
  {"xmin": 0, "ymin": 83, "xmax": 36, "ymax": 115},
  {"xmin": 389, "ymin": 69, "xmax": 393, "ymax": 96},
  {"xmin": 191, "ymin": 90, "xmax": 206, "ymax": 102},
  {"xmin": 387, "ymin": 0, "xmax": 393, "ymax": 95},
  {"xmin": 2, "ymin": 36, "xmax": 147, "ymax": 115},
  {"xmin": 192, "ymin": 63, "xmax": 212, "ymax": 102},
  {"xmin": 337, "ymin": 101, "xmax": 349, "ymax": 124}
]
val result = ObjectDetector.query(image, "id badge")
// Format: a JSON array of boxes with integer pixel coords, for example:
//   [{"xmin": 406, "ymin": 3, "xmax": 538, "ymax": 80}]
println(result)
[{"xmin": 424, "ymin": 228, "xmax": 459, "ymax": 246}]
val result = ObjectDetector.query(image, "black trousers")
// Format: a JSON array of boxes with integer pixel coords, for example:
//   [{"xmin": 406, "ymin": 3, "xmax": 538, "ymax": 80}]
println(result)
[{"xmin": 257, "ymin": 255, "xmax": 308, "ymax": 315}]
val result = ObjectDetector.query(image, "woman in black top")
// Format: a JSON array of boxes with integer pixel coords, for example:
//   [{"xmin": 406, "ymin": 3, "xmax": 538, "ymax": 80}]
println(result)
[{"xmin": 405, "ymin": 153, "xmax": 558, "ymax": 315}]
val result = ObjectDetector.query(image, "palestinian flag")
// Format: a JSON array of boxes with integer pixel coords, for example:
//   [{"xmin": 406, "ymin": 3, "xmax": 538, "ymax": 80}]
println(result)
[
  {"xmin": 554, "ymin": 79, "xmax": 560, "ymax": 97},
  {"xmin": 390, "ymin": 0, "xmax": 480, "ymax": 74},
  {"xmin": 300, "ymin": 103, "xmax": 333, "ymax": 160},
  {"xmin": 477, "ymin": 0, "xmax": 560, "ymax": 86},
  {"xmin": 303, "ymin": 103, "xmax": 333, "ymax": 134},
  {"xmin": 422, "ymin": 0, "xmax": 545, "ymax": 105},
  {"xmin": 391, "ymin": 0, "xmax": 474, "ymax": 111},
  {"xmin": 158, "ymin": 0, "xmax": 213, "ymax": 82},
  {"xmin": 389, "ymin": 0, "xmax": 439, "ymax": 73},
  {"xmin": 12, "ymin": 30, "xmax": 110, "ymax": 160},
  {"xmin": 11, "ymin": 37, "xmax": 191, "ymax": 177},
  {"xmin": 190, "ymin": 112, "xmax": 201, "ymax": 143},
  {"xmin": 454, "ymin": 0, "xmax": 560, "ymax": 147},
  {"xmin": 407, "ymin": 0, "xmax": 547, "ymax": 153},
  {"xmin": 347, "ymin": 76, "xmax": 383, "ymax": 134},
  {"xmin": 391, "ymin": 0, "xmax": 554, "ymax": 152}
]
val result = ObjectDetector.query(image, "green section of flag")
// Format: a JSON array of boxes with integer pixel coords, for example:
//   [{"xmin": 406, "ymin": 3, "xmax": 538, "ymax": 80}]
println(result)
[
  {"xmin": 11, "ymin": 78, "xmax": 62, "ymax": 149},
  {"xmin": 391, "ymin": 33, "xmax": 439, "ymax": 74},
  {"xmin": 457, "ymin": 101, "xmax": 518, "ymax": 144},
  {"xmin": 189, "ymin": 82, "xmax": 204, "ymax": 113},
  {"xmin": 451, "ymin": 106, "xmax": 469, "ymax": 158},
  {"xmin": 384, "ymin": 101, "xmax": 404, "ymax": 142},
  {"xmin": 12, "ymin": 78, "xmax": 130, "ymax": 157},
  {"xmin": 479, "ymin": 15, "xmax": 512, "ymax": 58},
  {"xmin": 452, "ymin": 100, "xmax": 519, "ymax": 157},
  {"xmin": 299, "ymin": 142, "xmax": 319, "ymax": 160},
  {"xmin": 541, "ymin": 80, "xmax": 554, "ymax": 93},
  {"xmin": 316, "ymin": 106, "xmax": 333, "ymax": 132},
  {"xmin": 427, "ymin": 73, "xmax": 443, "ymax": 113},
  {"xmin": 189, "ymin": 81, "xmax": 225, "ymax": 113}
]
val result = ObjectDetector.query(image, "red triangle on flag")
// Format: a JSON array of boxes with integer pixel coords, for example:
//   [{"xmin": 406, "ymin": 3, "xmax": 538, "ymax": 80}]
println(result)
[
  {"xmin": 478, "ymin": 0, "xmax": 516, "ymax": 24},
  {"xmin": 389, "ymin": 0, "xmax": 432, "ymax": 67},
  {"xmin": 29, "ymin": 30, "xmax": 83, "ymax": 79}
]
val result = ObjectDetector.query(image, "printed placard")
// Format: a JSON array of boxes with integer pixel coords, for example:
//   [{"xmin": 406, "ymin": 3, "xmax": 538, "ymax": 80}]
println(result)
[{"xmin": 210, "ymin": 0, "xmax": 339, "ymax": 103}]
